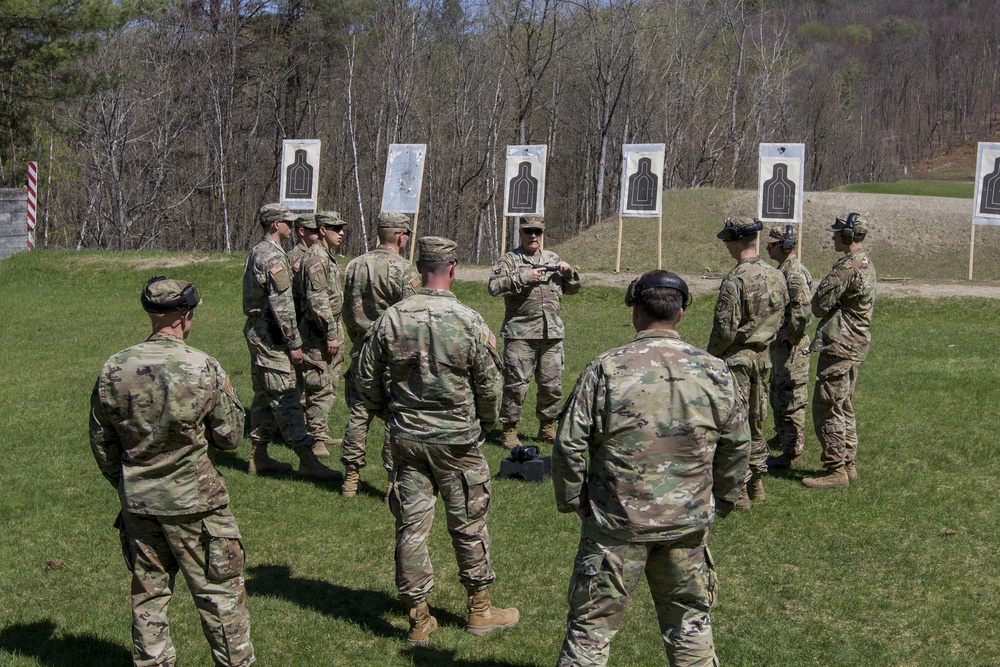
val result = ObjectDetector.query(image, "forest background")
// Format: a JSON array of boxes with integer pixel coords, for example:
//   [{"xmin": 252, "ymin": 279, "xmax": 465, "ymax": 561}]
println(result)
[{"xmin": 3, "ymin": 0, "xmax": 996, "ymax": 260}]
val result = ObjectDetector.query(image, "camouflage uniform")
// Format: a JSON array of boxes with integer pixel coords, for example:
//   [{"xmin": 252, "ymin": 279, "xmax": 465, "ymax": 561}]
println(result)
[
  {"xmin": 357, "ymin": 280, "xmax": 503, "ymax": 605},
  {"xmin": 553, "ymin": 329, "xmax": 750, "ymax": 667},
  {"xmin": 286, "ymin": 241, "xmax": 308, "ymax": 269},
  {"xmin": 488, "ymin": 247, "xmax": 581, "ymax": 425},
  {"xmin": 90, "ymin": 295, "xmax": 253, "ymax": 667},
  {"xmin": 341, "ymin": 239, "xmax": 420, "ymax": 473},
  {"xmin": 293, "ymin": 242, "xmax": 342, "ymax": 444},
  {"xmin": 811, "ymin": 250, "xmax": 876, "ymax": 470},
  {"xmin": 769, "ymin": 257, "xmax": 813, "ymax": 458},
  {"xmin": 708, "ymin": 257, "xmax": 788, "ymax": 479},
  {"xmin": 243, "ymin": 235, "xmax": 312, "ymax": 450}
]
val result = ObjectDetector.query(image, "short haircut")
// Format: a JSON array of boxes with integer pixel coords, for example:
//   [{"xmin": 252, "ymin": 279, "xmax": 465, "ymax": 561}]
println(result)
[
  {"xmin": 635, "ymin": 271, "xmax": 684, "ymax": 323},
  {"xmin": 416, "ymin": 258, "xmax": 455, "ymax": 276},
  {"xmin": 378, "ymin": 227, "xmax": 403, "ymax": 244},
  {"xmin": 733, "ymin": 232, "xmax": 757, "ymax": 247}
]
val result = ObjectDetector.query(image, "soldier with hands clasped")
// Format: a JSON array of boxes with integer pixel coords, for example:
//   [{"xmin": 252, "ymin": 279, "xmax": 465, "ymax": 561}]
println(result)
[
  {"xmin": 90, "ymin": 277, "xmax": 255, "ymax": 667},
  {"xmin": 553, "ymin": 270, "xmax": 750, "ymax": 667}
]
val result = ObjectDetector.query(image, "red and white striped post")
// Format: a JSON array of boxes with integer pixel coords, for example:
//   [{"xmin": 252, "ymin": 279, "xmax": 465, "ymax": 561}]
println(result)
[{"xmin": 26, "ymin": 161, "xmax": 37, "ymax": 250}]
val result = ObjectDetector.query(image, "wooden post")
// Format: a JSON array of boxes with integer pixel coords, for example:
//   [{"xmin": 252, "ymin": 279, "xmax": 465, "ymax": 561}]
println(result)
[
  {"xmin": 408, "ymin": 208, "xmax": 421, "ymax": 263},
  {"xmin": 969, "ymin": 222, "xmax": 976, "ymax": 280},
  {"xmin": 657, "ymin": 213, "xmax": 663, "ymax": 270},
  {"xmin": 615, "ymin": 215, "xmax": 624, "ymax": 273},
  {"xmin": 500, "ymin": 216, "xmax": 508, "ymax": 257},
  {"xmin": 798, "ymin": 220, "xmax": 804, "ymax": 265}
]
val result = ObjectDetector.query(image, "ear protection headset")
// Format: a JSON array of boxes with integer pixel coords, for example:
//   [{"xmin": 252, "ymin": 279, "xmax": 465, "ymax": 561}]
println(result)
[
  {"xmin": 141, "ymin": 276, "xmax": 201, "ymax": 313},
  {"xmin": 836, "ymin": 212, "xmax": 861, "ymax": 243},
  {"xmin": 717, "ymin": 218, "xmax": 763, "ymax": 241},
  {"xmin": 780, "ymin": 224, "xmax": 796, "ymax": 251},
  {"xmin": 625, "ymin": 272, "xmax": 692, "ymax": 309}
]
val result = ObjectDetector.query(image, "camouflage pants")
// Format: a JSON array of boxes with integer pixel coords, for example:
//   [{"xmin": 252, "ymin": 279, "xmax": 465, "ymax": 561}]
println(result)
[
  {"xmin": 244, "ymin": 318, "xmax": 311, "ymax": 450},
  {"xmin": 768, "ymin": 339, "xmax": 810, "ymax": 457},
  {"xmin": 340, "ymin": 356, "xmax": 393, "ymax": 472},
  {"xmin": 390, "ymin": 437, "xmax": 495, "ymax": 605},
  {"xmin": 296, "ymin": 338, "xmax": 343, "ymax": 443},
  {"xmin": 558, "ymin": 526, "xmax": 718, "ymax": 667},
  {"xmin": 500, "ymin": 338, "xmax": 564, "ymax": 424},
  {"xmin": 117, "ymin": 508, "xmax": 254, "ymax": 667},
  {"xmin": 726, "ymin": 351, "xmax": 770, "ymax": 478},
  {"xmin": 813, "ymin": 354, "xmax": 861, "ymax": 470}
]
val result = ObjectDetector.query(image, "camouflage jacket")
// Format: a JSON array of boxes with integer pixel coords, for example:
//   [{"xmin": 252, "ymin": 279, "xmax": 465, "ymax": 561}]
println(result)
[
  {"xmin": 357, "ymin": 288, "xmax": 503, "ymax": 445},
  {"xmin": 327, "ymin": 249, "xmax": 344, "ymax": 337},
  {"xmin": 708, "ymin": 256, "xmax": 788, "ymax": 362},
  {"xmin": 553, "ymin": 329, "xmax": 750, "ymax": 542},
  {"xmin": 812, "ymin": 249, "xmax": 876, "ymax": 361},
  {"xmin": 777, "ymin": 256, "xmax": 814, "ymax": 349},
  {"xmin": 89, "ymin": 333, "xmax": 245, "ymax": 516},
  {"xmin": 488, "ymin": 247, "xmax": 581, "ymax": 340},
  {"xmin": 293, "ymin": 244, "xmax": 339, "ymax": 343},
  {"xmin": 343, "ymin": 245, "xmax": 420, "ymax": 352},
  {"xmin": 286, "ymin": 242, "xmax": 308, "ymax": 270},
  {"xmin": 243, "ymin": 236, "xmax": 302, "ymax": 349}
]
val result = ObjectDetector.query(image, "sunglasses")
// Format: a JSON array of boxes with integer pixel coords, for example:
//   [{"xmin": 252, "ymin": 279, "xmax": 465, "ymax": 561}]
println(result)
[
  {"xmin": 522, "ymin": 229, "xmax": 543, "ymax": 237},
  {"xmin": 325, "ymin": 225, "xmax": 346, "ymax": 232}
]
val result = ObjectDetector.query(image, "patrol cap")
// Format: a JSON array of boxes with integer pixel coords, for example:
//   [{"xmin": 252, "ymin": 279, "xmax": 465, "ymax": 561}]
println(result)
[
  {"xmin": 519, "ymin": 215, "xmax": 545, "ymax": 231},
  {"xmin": 831, "ymin": 212, "xmax": 868, "ymax": 237},
  {"xmin": 316, "ymin": 210, "xmax": 345, "ymax": 227},
  {"xmin": 418, "ymin": 236, "xmax": 458, "ymax": 262},
  {"xmin": 296, "ymin": 213, "xmax": 320, "ymax": 230},
  {"xmin": 258, "ymin": 202, "xmax": 299, "ymax": 225},
  {"xmin": 141, "ymin": 276, "xmax": 201, "ymax": 313},
  {"xmin": 717, "ymin": 216, "xmax": 763, "ymax": 241},
  {"xmin": 767, "ymin": 225, "xmax": 798, "ymax": 249},
  {"xmin": 377, "ymin": 211, "xmax": 412, "ymax": 231}
]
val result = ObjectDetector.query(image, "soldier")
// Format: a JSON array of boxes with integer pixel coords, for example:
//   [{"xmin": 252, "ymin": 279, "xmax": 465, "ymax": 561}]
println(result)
[
  {"xmin": 292, "ymin": 213, "xmax": 342, "ymax": 459},
  {"xmin": 242, "ymin": 203, "xmax": 340, "ymax": 480},
  {"xmin": 89, "ymin": 277, "xmax": 255, "ymax": 667},
  {"xmin": 553, "ymin": 270, "xmax": 749, "ymax": 667},
  {"xmin": 764, "ymin": 225, "xmax": 814, "ymax": 470},
  {"xmin": 803, "ymin": 213, "xmax": 876, "ymax": 488},
  {"xmin": 320, "ymin": 210, "xmax": 348, "ymax": 443},
  {"xmin": 708, "ymin": 216, "xmax": 788, "ymax": 508},
  {"xmin": 357, "ymin": 236, "xmax": 519, "ymax": 647},
  {"xmin": 286, "ymin": 213, "xmax": 311, "ymax": 269},
  {"xmin": 340, "ymin": 211, "xmax": 420, "ymax": 497},
  {"xmin": 488, "ymin": 215, "xmax": 581, "ymax": 448}
]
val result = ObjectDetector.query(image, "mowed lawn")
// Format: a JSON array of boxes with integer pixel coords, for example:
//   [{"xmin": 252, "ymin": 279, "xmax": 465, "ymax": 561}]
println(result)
[{"xmin": 1, "ymin": 250, "xmax": 998, "ymax": 666}]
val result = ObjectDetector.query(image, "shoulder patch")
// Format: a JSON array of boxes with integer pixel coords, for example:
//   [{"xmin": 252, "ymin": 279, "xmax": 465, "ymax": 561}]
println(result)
[
  {"xmin": 489, "ymin": 332, "xmax": 497, "ymax": 349},
  {"xmin": 308, "ymin": 262, "xmax": 322, "ymax": 274},
  {"xmin": 492, "ymin": 260, "xmax": 503, "ymax": 272},
  {"xmin": 269, "ymin": 264, "xmax": 285, "ymax": 276},
  {"xmin": 293, "ymin": 258, "xmax": 302, "ymax": 271},
  {"xmin": 715, "ymin": 298, "xmax": 730, "ymax": 313},
  {"xmin": 410, "ymin": 275, "xmax": 421, "ymax": 289}
]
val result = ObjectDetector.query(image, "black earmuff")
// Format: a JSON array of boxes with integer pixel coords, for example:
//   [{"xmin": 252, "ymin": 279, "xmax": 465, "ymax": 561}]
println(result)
[
  {"xmin": 625, "ymin": 273, "xmax": 692, "ymax": 309},
  {"xmin": 781, "ymin": 224, "xmax": 795, "ymax": 251}
]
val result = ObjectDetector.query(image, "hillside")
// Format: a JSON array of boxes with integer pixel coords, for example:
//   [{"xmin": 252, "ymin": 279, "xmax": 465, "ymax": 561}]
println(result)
[{"xmin": 549, "ymin": 189, "xmax": 1000, "ymax": 283}]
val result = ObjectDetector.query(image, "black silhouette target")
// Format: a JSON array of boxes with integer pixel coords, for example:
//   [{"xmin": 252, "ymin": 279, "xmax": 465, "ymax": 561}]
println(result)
[
  {"xmin": 761, "ymin": 162, "xmax": 795, "ymax": 220},
  {"xmin": 626, "ymin": 157, "xmax": 659, "ymax": 211},
  {"xmin": 285, "ymin": 149, "xmax": 314, "ymax": 199},
  {"xmin": 979, "ymin": 156, "xmax": 1000, "ymax": 215},
  {"xmin": 507, "ymin": 161, "xmax": 538, "ymax": 214}
]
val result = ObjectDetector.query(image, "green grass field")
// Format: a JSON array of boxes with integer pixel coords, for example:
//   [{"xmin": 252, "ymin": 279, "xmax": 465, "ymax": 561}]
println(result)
[
  {"xmin": 837, "ymin": 180, "xmax": 975, "ymax": 199},
  {"xmin": 1, "ymin": 250, "xmax": 998, "ymax": 666}
]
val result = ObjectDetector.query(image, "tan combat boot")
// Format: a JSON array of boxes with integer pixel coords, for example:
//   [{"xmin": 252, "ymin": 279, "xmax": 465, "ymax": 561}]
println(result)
[
  {"xmin": 766, "ymin": 452, "xmax": 800, "ymax": 470},
  {"xmin": 296, "ymin": 446, "xmax": 343, "ymax": 481},
  {"xmin": 465, "ymin": 589, "xmax": 519, "ymax": 636},
  {"xmin": 536, "ymin": 419, "xmax": 556, "ymax": 443},
  {"xmin": 735, "ymin": 484, "xmax": 751, "ymax": 510},
  {"xmin": 747, "ymin": 472, "xmax": 765, "ymax": 501},
  {"xmin": 802, "ymin": 467, "xmax": 849, "ymax": 488},
  {"xmin": 844, "ymin": 462, "xmax": 858, "ymax": 482},
  {"xmin": 407, "ymin": 602, "xmax": 438, "ymax": 647},
  {"xmin": 247, "ymin": 444, "xmax": 293, "ymax": 475},
  {"xmin": 312, "ymin": 437, "xmax": 331, "ymax": 458},
  {"xmin": 501, "ymin": 424, "xmax": 521, "ymax": 449},
  {"xmin": 342, "ymin": 467, "xmax": 360, "ymax": 497}
]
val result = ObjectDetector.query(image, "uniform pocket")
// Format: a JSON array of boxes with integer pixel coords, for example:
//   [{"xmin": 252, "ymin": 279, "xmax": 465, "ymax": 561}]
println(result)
[
  {"xmin": 202, "ymin": 514, "xmax": 245, "ymax": 582},
  {"xmin": 462, "ymin": 465, "xmax": 492, "ymax": 521}
]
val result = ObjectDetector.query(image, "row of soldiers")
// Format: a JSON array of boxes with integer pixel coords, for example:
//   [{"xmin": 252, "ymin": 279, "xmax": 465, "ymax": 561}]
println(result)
[{"xmin": 88, "ymin": 203, "xmax": 875, "ymax": 666}]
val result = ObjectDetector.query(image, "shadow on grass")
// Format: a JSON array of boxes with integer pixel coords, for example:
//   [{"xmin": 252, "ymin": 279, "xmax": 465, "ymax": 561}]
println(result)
[
  {"xmin": 0, "ymin": 620, "xmax": 130, "ymax": 667},
  {"xmin": 215, "ymin": 450, "xmax": 348, "ymax": 492},
  {"xmin": 408, "ymin": 645, "xmax": 537, "ymax": 667},
  {"xmin": 766, "ymin": 467, "xmax": 812, "ymax": 482},
  {"xmin": 246, "ymin": 564, "xmax": 464, "ymax": 639}
]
